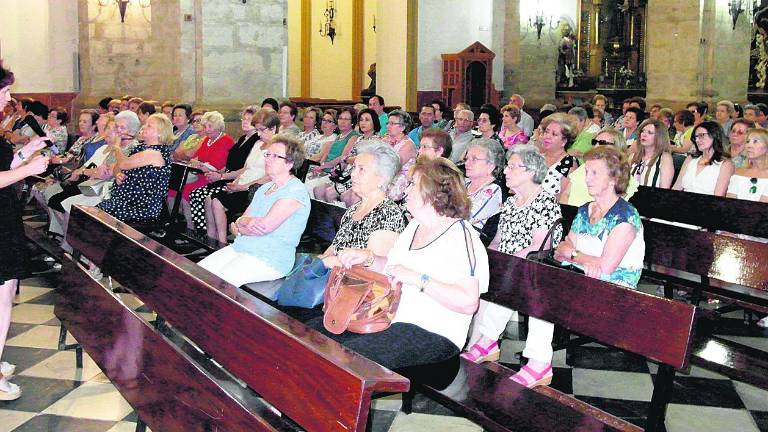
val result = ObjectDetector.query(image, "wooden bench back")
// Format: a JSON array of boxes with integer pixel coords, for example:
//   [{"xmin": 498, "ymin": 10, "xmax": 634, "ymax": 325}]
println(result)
[
  {"xmin": 56, "ymin": 259, "xmax": 289, "ymax": 431},
  {"xmin": 629, "ymin": 186, "xmax": 768, "ymax": 238},
  {"xmin": 65, "ymin": 205, "xmax": 409, "ymax": 432},
  {"xmin": 484, "ymin": 250, "xmax": 699, "ymax": 370}
]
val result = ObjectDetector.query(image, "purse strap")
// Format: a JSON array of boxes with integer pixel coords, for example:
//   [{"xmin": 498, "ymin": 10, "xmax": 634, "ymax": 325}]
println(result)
[
  {"xmin": 459, "ymin": 220, "xmax": 477, "ymax": 277},
  {"xmin": 537, "ymin": 217, "xmax": 563, "ymax": 255}
]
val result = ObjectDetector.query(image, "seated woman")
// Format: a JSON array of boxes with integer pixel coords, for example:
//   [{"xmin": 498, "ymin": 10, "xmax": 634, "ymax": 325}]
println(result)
[
  {"xmin": 629, "ymin": 119, "xmax": 674, "ymax": 188},
  {"xmin": 538, "ymin": 113, "xmax": 578, "ymax": 198},
  {"xmin": 319, "ymin": 140, "xmax": 405, "ymax": 269},
  {"xmin": 383, "ymin": 109, "xmax": 418, "ymax": 202},
  {"xmin": 670, "ymin": 110, "xmax": 695, "ymax": 154},
  {"xmin": 187, "ymin": 106, "xmax": 262, "ymax": 234},
  {"xmin": 96, "ymin": 113, "xmax": 174, "ymax": 223},
  {"xmin": 672, "ymin": 120, "xmax": 735, "ymax": 196},
  {"xmin": 315, "ymin": 108, "xmax": 382, "ymax": 207},
  {"xmin": 198, "ymin": 135, "xmax": 310, "ymax": 286},
  {"xmin": 561, "ymin": 127, "xmax": 639, "ymax": 206},
  {"xmin": 309, "ymin": 107, "xmax": 359, "ymax": 200},
  {"xmin": 169, "ymin": 111, "xmax": 235, "ymax": 230},
  {"xmin": 43, "ymin": 107, "xmax": 68, "ymax": 153},
  {"xmin": 172, "ymin": 110, "xmax": 205, "ymax": 162},
  {"xmin": 498, "ymin": 104, "xmax": 529, "ymax": 149},
  {"xmin": 204, "ymin": 109, "xmax": 278, "ymax": 243},
  {"xmin": 417, "ymin": 128, "xmax": 453, "ymax": 160},
  {"xmin": 727, "ymin": 128, "xmax": 768, "ymax": 202},
  {"xmin": 462, "ymin": 145, "xmax": 562, "ymax": 389},
  {"xmin": 304, "ymin": 110, "xmax": 338, "ymax": 162},
  {"xmin": 554, "ymin": 145, "xmax": 645, "ymax": 288},
  {"xmin": 307, "ymin": 157, "xmax": 489, "ymax": 370},
  {"xmin": 463, "ymin": 138, "xmax": 505, "ymax": 243},
  {"xmin": 297, "ymin": 106, "xmax": 321, "ymax": 154}
]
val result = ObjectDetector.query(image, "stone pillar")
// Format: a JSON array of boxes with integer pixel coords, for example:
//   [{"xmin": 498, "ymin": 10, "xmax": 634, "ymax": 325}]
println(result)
[
  {"xmin": 504, "ymin": 0, "xmax": 560, "ymax": 107},
  {"xmin": 646, "ymin": 0, "xmax": 750, "ymax": 110}
]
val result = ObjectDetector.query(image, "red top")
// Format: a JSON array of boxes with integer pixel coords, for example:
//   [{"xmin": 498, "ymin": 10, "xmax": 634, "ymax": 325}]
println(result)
[{"xmin": 171, "ymin": 133, "xmax": 236, "ymax": 200}]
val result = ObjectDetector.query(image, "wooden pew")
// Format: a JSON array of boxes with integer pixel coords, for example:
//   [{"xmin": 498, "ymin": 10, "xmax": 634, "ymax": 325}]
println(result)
[
  {"xmin": 57, "ymin": 205, "xmax": 409, "ymax": 432},
  {"xmin": 628, "ymin": 186, "xmax": 768, "ymax": 238},
  {"xmin": 417, "ymin": 250, "xmax": 700, "ymax": 432}
]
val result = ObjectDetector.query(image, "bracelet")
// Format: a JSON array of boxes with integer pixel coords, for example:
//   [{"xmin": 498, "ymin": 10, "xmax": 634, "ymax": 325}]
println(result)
[{"xmin": 419, "ymin": 274, "xmax": 431, "ymax": 293}]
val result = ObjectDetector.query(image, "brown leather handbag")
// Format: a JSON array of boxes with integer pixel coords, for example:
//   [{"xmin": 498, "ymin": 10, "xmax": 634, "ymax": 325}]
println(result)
[{"xmin": 323, "ymin": 266, "xmax": 402, "ymax": 335}]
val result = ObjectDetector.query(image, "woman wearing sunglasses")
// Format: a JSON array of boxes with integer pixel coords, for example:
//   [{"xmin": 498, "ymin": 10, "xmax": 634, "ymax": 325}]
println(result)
[{"xmin": 727, "ymin": 128, "xmax": 768, "ymax": 202}]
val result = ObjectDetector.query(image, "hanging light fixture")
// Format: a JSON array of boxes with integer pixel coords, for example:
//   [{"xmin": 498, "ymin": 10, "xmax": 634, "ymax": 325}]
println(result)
[
  {"xmin": 96, "ymin": 0, "xmax": 151, "ymax": 23},
  {"xmin": 319, "ymin": 0, "xmax": 337, "ymax": 44}
]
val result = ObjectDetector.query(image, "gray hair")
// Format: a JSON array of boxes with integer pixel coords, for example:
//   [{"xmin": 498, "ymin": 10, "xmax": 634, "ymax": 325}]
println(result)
[
  {"xmin": 717, "ymin": 100, "xmax": 735, "ymax": 114},
  {"xmin": 510, "ymin": 93, "xmax": 526, "ymax": 106},
  {"xmin": 457, "ymin": 108, "xmax": 475, "ymax": 121},
  {"xmin": 568, "ymin": 106, "xmax": 589, "ymax": 122},
  {"xmin": 508, "ymin": 144, "xmax": 548, "ymax": 184},
  {"xmin": 115, "ymin": 110, "xmax": 141, "ymax": 136},
  {"xmin": 388, "ymin": 109, "xmax": 413, "ymax": 132},
  {"xmin": 201, "ymin": 110, "xmax": 226, "ymax": 132},
  {"xmin": 468, "ymin": 138, "xmax": 506, "ymax": 177},
  {"xmin": 744, "ymin": 103, "xmax": 760, "ymax": 114},
  {"xmin": 355, "ymin": 139, "xmax": 402, "ymax": 189}
]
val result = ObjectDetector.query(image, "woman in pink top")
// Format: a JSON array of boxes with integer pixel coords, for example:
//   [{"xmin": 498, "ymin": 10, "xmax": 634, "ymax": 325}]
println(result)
[{"xmin": 498, "ymin": 104, "xmax": 529, "ymax": 150}]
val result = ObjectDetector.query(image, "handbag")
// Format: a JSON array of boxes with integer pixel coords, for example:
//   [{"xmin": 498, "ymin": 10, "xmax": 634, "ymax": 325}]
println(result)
[
  {"xmin": 322, "ymin": 265, "xmax": 402, "ymax": 335},
  {"xmin": 78, "ymin": 179, "xmax": 111, "ymax": 197},
  {"xmin": 275, "ymin": 254, "xmax": 330, "ymax": 308},
  {"xmin": 526, "ymin": 217, "xmax": 563, "ymax": 262}
]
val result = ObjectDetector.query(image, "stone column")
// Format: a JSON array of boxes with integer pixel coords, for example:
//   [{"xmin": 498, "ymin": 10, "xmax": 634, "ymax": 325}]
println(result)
[{"xmin": 646, "ymin": 0, "xmax": 750, "ymax": 110}]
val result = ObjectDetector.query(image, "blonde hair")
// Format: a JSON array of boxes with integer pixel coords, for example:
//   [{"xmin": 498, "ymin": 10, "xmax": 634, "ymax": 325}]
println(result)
[
  {"xmin": 147, "ymin": 113, "xmax": 175, "ymax": 145},
  {"xmin": 201, "ymin": 111, "xmax": 225, "ymax": 132}
]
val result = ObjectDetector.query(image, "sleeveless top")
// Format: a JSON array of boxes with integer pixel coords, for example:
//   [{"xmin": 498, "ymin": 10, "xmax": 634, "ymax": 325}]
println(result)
[
  {"xmin": 326, "ymin": 130, "xmax": 360, "ymax": 162},
  {"xmin": 542, "ymin": 154, "xmax": 577, "ymax": 196},
  {"xmin": 681, "ymin": 156, "xmax": 725, "ymax": 195},
  {"xmin": 727, "ymin": 175, "xmax": 768, "ymax": 201},
  {"xmin": 631, "ymin": 156, "xmax": 663, "ymax": 187}
]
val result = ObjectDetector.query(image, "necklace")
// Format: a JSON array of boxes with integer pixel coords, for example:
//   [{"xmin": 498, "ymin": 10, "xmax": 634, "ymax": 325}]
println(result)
[{"xmin": 206, "ymin": 132, "xmax": 224, "ymax": 147}]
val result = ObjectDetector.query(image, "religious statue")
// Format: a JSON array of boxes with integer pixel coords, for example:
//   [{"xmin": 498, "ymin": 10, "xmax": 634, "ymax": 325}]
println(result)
[
  {"xmin": 557, "ymin": 25, "xmax": 577, "ymax": 88},
  {"xmin": 755, "ymin": 31, "xmax": 768, "ymax": 89},
  {"xmin": 361, "ymin": 62, "xmax": 376, "ymax": 98}
]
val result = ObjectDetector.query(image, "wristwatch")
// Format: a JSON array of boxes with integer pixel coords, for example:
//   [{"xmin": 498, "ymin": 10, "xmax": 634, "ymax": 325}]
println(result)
[
  {"xmin": 16, "ymin": 151, "xmax": 25, "ymax": 161},
  {"xmin": 419, "ymin": 274, "xmax": 431, "ymax": 293},
  {"xmin": 570, "ymin": 249, "xmax": 580, "ymax": 260}
]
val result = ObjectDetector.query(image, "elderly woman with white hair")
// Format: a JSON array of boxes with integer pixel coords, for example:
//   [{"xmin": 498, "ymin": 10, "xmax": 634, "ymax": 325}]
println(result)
[
  {"xmin": 168, "ymin": 110, "xmax": 235, "ymax": 230},
  {"xmin": 463, "ymin": 144, "xmax": 563, "ymax": 390},
  {"xmin": 320, "ymin": 140, "xmax": 406, "ymax": 269},
  {"xmin": 463, "ymin": 138, "xmax": 506, "ymax": 243}
]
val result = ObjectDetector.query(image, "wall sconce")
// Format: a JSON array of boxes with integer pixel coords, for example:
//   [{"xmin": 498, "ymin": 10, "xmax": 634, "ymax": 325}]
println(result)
[
  {"xmin": 97, "ymin": 0, "xmax": 150, "ymax": 23},
  {"xmin": 319, "ymin": 0, "xmax": 337, "ymax": 44},
  {"xmin": 372, "ymin": 15, "xmax": 376, "ymax": 33}
]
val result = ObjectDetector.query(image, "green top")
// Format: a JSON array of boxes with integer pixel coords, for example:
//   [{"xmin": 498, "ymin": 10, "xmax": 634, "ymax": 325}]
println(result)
[
  {"xmin": 326, "ymin": 130, "xmax": 360, "ymax": 162},
  {"xmin": 378, "ymin": 113, "xmax": 389, "ymax": 136},
  {"xmin": 570, "ymin": 130, "xmax": 596, "ymax": 158},
  {"xmin": 565, "ymin": 164, "xmax": 639, "ymax": 207}
]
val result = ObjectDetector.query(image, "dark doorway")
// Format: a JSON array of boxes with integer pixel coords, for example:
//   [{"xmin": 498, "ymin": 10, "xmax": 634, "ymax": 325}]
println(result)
[{"xmin": 465, "ymin": 61, "xmax": 486, "ymax": 108}]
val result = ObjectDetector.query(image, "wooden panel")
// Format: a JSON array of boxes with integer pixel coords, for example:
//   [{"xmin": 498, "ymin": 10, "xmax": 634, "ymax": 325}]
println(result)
[
  {"xmin": 629, "ymin": 186, "xmax": 768, "ymax": 238},
  {"xmin": 55, "ymin": 259, "xmax": 286, "ymax": 432},
  {"xmin": 483, "ymin": 250, "xmax": 699, "ymax": 370},
  {"xmin": 66, "ymin": 206, "xmax": 409, "ymax": 432},
  {"xmin": 421, "ymin": 360, "xmax": 639, "ymax": 432}
]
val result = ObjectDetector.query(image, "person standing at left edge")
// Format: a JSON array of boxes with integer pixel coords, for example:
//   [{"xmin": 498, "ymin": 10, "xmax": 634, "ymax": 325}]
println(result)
[{"xmin": 0, "ymin": 61, "xmax": 52, "ymax": 400}]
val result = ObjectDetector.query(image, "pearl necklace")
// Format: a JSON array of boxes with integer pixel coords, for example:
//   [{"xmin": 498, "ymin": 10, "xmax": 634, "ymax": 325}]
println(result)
[{"xmin": 206, "ymin": 132, "xmax": 224, "ymax": 147}]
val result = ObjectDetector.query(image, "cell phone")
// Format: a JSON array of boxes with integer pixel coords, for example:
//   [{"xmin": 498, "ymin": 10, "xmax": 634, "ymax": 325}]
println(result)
[{"xmin": 24, "ymin": 115, "xmax": 53, "ymax": 146}]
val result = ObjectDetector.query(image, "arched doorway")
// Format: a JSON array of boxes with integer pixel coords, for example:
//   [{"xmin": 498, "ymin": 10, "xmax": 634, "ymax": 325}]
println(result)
[{"xmin": 466, "ymin": 61, "xmax": 487, "ymax": 108}]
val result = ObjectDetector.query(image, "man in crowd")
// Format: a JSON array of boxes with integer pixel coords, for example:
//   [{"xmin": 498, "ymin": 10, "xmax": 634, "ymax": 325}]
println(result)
[
  {"xmin": 368, "ymin": 94, "xmax": 388, "ymax": 136},
  {"xmin": 449, "ymin": 108, "xmax": 474, "ymax": 162},
  {"xmin": 408, "ymin": 104, "xmax": 435, "ymax": 148},
  {"xmin": 508, "ymin": 93, "xmax": 534, "ymax": 136}
]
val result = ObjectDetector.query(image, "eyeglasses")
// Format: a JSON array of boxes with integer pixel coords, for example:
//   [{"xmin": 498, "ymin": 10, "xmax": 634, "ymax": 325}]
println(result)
[
  {"xmin": 256, "ymin": 126, "xmax": 270, "ymax": 133},
  {"xmin": 388, "ymin": 121, "xmax": 403, "ymax": 127},
  {"xmin": 191, "ymin": 119, "xmax": 202, "ymax": 124},
  {"xmin": 591, "ymin": 139, "xmax": 615, "ymax": 146},
  {"xmin": 338, "ymin": 116, "xmax": 353, "ymax": 121},
  {"xmin": 321, "ymin": 119, "xmax": 336, "ymax": 124},
  {"xmin": 464, "ymin": 157, "xmax": 488, "ymax": 163},
  {"xmin": 264, "ymin": 152, "xmax": 289, "ymax": 161},
  {"xmin": 694, "ymin": 132, "xmax": 710, "ymax": 140},
  {"xmin": 505, "ymin": 163, "xmax": 528, "ymax": 170},
  {"xmin": 750, "ymin": 177, "xmax": 758, "ymax": 194}
]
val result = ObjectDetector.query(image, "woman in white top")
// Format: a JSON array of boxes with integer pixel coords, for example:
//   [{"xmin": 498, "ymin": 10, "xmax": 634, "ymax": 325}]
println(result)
[
  {"xmin": 43, "ymin": 107, "xmax": 69, "ymax": 153},
  {"xmin": 727, "ymin": 128, "xmax": 768, "ymax": 202},
  {"xmin": 464, "ymin": 138, "xmax": 504, "ymax": 234},
  {"xmin": 673, "ymin": 121, "xmax": 734, "ymax": 196},
  {"xmin": 310, "ymin": 157, "xmax": 489, "ymax": 370},
  {"xmin": 204, "ymin": 108, "xmax": 276, "ymax": 243},
  {"xmin": 629, "ymin": 119, "xmax": 674, "ymax": 188},
  {"xmin": 538, "ymin": 113, "xmax": 578, "ymax": 198}
]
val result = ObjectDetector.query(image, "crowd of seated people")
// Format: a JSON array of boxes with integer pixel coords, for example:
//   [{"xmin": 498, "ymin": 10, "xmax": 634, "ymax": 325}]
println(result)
[{"xmin": 11, "ymin": 88, "xmax": 768, "ymax": 387}]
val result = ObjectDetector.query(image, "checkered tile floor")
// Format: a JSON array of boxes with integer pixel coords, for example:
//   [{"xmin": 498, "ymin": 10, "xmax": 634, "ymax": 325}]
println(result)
[{"xmin": 3, "ymin": 233, "xmax": 768, "ymax": 431}]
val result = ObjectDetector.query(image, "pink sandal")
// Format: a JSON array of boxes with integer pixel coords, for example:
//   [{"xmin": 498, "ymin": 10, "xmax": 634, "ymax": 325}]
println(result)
[
  {"xmin": 510, "ymin": 364, "xmax": 553, "ymax": 388},
  {"xmin": 461, "ymin": 340, "xmax": 500, "ymax": 363}
]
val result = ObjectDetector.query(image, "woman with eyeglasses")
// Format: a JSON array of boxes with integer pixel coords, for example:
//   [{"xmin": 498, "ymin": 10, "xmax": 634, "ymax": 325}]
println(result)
[
  {"xmin": 474, "ymin": 107, "xmax": 504, "ymax": 147},
  {"xmin": 311, "ymin": 107, "xmax": 360, "ymax": 202},
  {"xmin": 728, "ymin": 118, "xmax": 753, "ymax": 169},
  {"xmin": 629, "ymin": 119, "xmax": 674, "ymax": 188},
  {"xmin": 672, "ymin": 121, "xmax": 735, "ymax": 196},
  {"xmin": 383, "ymin": 109, "xmax": 417, "ymax": 202},
  {"xmin": 463, "ymin": 139, "xmax": 505, "ymax": 240},
  {"xmin": 198, "ymin": 134, "xmax": 310, "ymax": 285},
  {"xmin": 727, "ymin": 128, "xmax": 768, "ymax": 202},
  {"xmin": 172, "ymin": 111, "xmax": 205, "ymax": 162},
  {"xmin": 305, "ymin": 110, "xmax": 339, "ymax": 162},
  {"xmin": 463, "ymin": 145, "xmax": 563, "ymax": 390},
  {"xmin": 315, "ymin": 108, "xmax": 382, "ymax": 207},
  {"xmin": 561, "ymin": 127, "xmax": 640, "ymax": 206},
  {"xmin": 538, "ymin": 113, "xmax": 579, "ymax": 198},
  {"xmin": 202, "ymin": 109, "xmax": 278, "ymax": 243},
  {"xmin": 187, "ymin": 107, "xmax": 264, "ymax": 236}
]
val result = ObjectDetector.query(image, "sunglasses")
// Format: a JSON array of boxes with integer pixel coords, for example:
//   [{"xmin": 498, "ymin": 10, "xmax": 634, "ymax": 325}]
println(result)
[
  {"xmin": 591, "ymin": 139, "xmax": 615, "ymax": 146},
  {"xmin": 750, "ymin": 177, "xmax": 758, "ymax": 194}
]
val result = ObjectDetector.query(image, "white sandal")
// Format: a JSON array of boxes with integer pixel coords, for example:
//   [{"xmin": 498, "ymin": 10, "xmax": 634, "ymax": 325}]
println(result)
[
  {"xmin": 0, "ymin": 361, "xmax": 15, "ymax": 378},
  {"xmin": 0, "ymin": 381, "xmax": 21, "ymax": 401},
  {"xmin": 758, "ymin": 316, "xmax": 768, "ymax": 328}
]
